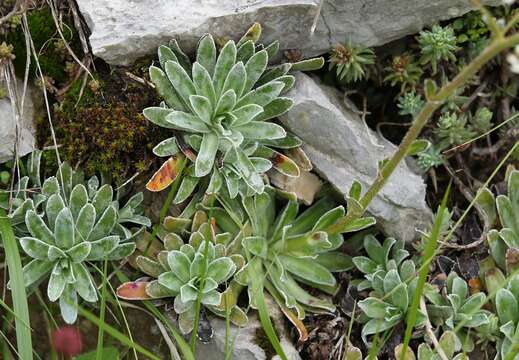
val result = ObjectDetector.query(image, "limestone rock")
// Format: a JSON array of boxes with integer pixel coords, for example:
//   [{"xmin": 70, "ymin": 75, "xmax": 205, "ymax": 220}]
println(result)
[
  {"xmin": 76, "ymin": 0, "xmax": 498, "ymax": 66},
  {"xmin": 0, "ymin": 79, "xmax": 37, "ymax": 163},
  {"xmin": 279, "ymin": 73, "xmax": 432, "ymax": 242},
  {"xmin": 196, "ymin": 309, "xmax": 300, "ymax": 360}
]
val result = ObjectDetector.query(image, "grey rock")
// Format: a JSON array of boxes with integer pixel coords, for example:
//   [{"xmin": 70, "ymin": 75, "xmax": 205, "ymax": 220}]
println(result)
[
  {"xmin": 196, "ymin": 302, "xmax": 300, "ymax": 360},
  {"xmin": 76, "ymin": 0, "xmax": 498, "ymax": 66},
  {"xmin": 279, "ymin": 73, "xmax": 432, "ymax": 242},
  {"xmin": 0, "ymin": 79, "xmax": 37, "ymax": 163},
  {"xmin": 269, "ymin": 169, "xmax": 322, "ymax": 205}
]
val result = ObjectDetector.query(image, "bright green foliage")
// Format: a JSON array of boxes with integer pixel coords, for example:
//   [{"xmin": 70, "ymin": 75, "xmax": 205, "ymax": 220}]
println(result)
[
  {"xmin": 384, "ymin": 54, "xmax": 423, "ymax": 91},
  {"xmin": 329, "ymin": 41, "xmax": 375, "ymax": 83},
  {"xmin": 434, "ymin": 112, "xmax": 477, "ymax": 149},
  {"xmin": 353, "ymin": 235, "xmax": 410, "ymax": 291},
  {"xmin": 398, "ymin": 91, "xmax": 425, "ymax": 117},
  {"xmin": 145, "ymin": 222, "xmax": 236, "ymax": 334},
  {"xmin": 417, "ymin": 25, "xmax": 459, "ymax": 73},
  {"xmin": 425, "ymin": 272, "xmax": 496, "ymax": 352},
  {"xmin": 482, "ymin": 170, "xmax": 519, "ymax": 274},
  {"xmin": 416, "ymin": 145, "xmax": 444, "ymax": 171},
  {"xmin": 1, "ymin": 151, "xmax": 45, "ymax": 231},
  {"xmin": 357, "ymin": 263, "xmax": 425, "ymax": 339},
  {"xmin": 234, "ymin": 190, "xmax": 373, "ymax": 316},
  {"xmin": 416, "ymin": 331, "xmax": 463, "ymax": 360},
  {"xmin": 145, "ymin": 23, "xmax": 321, "ymax": 200},
  {"xmin": 120, "ymin": 185, "xmax": 374, "ymax": 333},
  {"xmin": 353, "ymin": 236, "xmax": 425, "ymax": 339},
  {"xmin": 495, "ymin": 275, "xmax": 519, "ymax": 360},
  {"xmin": 11, "ymin": 162, "xmax": 148, "ymax": 324},
  {"xmin": 452, "ymin": 11, "xmax": 489, "ymax": 59},
  {"xmin": 471, "ymin": 107, "xmax": 494, "ymax": 133}
]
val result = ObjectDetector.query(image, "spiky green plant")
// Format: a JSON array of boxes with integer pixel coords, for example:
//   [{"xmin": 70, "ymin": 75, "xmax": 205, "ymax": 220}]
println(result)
[
  {"xmin": 329, "ymin": 41, "xmax": 375, "ymax": 83},
  {"xmin": 128, "ymin": 221, "xmax": 236, "ymax": 334},
  {"xmin": 384, "ymin": 54, "xmax": 423, "ymax": 91},
  {"xmin": 425, "ymin": 272, "xmax": 497, "ymax": 352},
  {"xmin": 234, "ymin": 191, "xmax": 371, "ymax": 316},
  {"xmin": 398, "ymin": 91, "xmax": 425, "ymax": 117},
  {"xmin": 144, "ymin": 23, "xmax": 323, "ymax": 200},
  {"xmin": 480, "ymin": 170, "xmax": 519, "ymax": 274},
  {"xmin": 495, "ymin": 274, "xmax": 519, "ymax": 360},
  {"xmin": 12, "ymin": 168, "xmax": 147, "ymax": 323},
  {"xmin": 414, "ymin": 331, "xmax": 464, "ymax": 360},
  {"xmin": 416, "ymin": 145, "xmax": 444, "ymax": 171},
  {"xmin": 417, "ymin": 25, "xmax": 459, "ymax": 73},
  {"xmin": 434, "ymin": 112, "xmax": 477, "ymax": 149},
  {"xmin": 357, "ymin": 264, "xmax": 425, "ymax": 339},
  {"xmin": 471, "ymin": 107, "xmax": 494, "ymax": 133},
  {"xmin": 352, "ymin": 235, "xmax": 410, "ymax": 291}
]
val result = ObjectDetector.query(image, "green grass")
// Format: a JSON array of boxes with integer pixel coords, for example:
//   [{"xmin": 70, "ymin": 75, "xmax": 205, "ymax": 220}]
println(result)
[
  {"xmin": 400, "ymin": 182, "xmax": 452, "ymax": 360},
  {"xmin": 0, "ymin": 208, "xmax": 33, "ymax": 360},
  {"xmin": 96, "ymin": 260, "xmax": 109, "ymax": 360},
  {"xmin": 78, "ymin": 306, "xmax": 160, "ymax": 360}
]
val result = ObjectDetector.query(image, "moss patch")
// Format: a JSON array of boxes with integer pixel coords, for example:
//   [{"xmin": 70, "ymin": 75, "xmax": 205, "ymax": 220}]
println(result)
[
  {"xmin": 6, "ymin": 7, "xmax": 80, "ymax": 85},
  {"xmin": 37, "ymin": 63, "xmax": 171, "ymax": 182}
]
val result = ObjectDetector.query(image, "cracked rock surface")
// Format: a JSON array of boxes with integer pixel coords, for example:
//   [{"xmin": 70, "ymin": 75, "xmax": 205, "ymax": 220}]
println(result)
[
  {"xmin": 76, "ymin": 0, "xmax": 499, "ymax": 66},
  {"xmin": 279, "ymin": 73, "xmax": 433, "ymax": 242},
  {"xmin": 0, "ymin": 79, "xmax": 37, "ymax": 163}
]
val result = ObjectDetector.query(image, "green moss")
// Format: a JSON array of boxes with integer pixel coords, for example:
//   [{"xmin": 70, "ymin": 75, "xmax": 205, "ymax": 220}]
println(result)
[
  {"xmin": 37, "ymin": 69, "xmax": 170, "ymax": 182},
  {"xmin": 6, "ymin": 7, "xmax": 80, "ymax": 85}
]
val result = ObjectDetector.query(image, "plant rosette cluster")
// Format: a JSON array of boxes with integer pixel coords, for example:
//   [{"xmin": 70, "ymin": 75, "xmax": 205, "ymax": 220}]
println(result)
[
  {"xmin": 7, "ymin": 159, "xmax": 149, "ymax": 323},
  {"xmin": 118, "ymin": 183, "xmax": 375, "ymax": 336},
  {"xmin": 353, "ymin": 236, "xmax": 425, "ymax": 340},
  {"xmin": 143, "ymin": 23, "xmax": 323, "ymax": 201},
  {"xmin": 118, "ymin": 219, "xmax": 238, "ymax": 334},
  {"xmin": 477, "ymin": 169, "xmax": 519, "ymax": 275},
  {"xmin": 495, "ymin": 274, "xmax": 519, "ymax": 360},
  {"xmin": 425, "ymin": 272, "xmax": 497, "ymax": 352}
]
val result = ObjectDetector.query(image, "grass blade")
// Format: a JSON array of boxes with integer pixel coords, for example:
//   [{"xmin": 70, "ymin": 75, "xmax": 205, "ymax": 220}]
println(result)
[
  {"xmin": 0, "ymin": 208, "xmax": 33, "ymax": 360},
  {"xmin": 249, "ymin": 268, "xmax": 287, "ymax": 360},
  {"xmin": 96, "ymin": 260, "xmax": 109, "ymax": 360},
  {"xmin": 400, "ymin": 182, "xmax": 452, "ymax": 360},
  {"xmin": 114, "ymin": 270, "xmax": 195, "ymax": 360},
  {"xmin": 77, "ymin": 306, "xmax": 161, "ymax": 360}
]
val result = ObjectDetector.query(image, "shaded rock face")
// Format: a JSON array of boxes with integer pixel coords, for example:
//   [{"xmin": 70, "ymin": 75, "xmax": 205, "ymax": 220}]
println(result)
[
  {"xmin": 279, "ymin": 73, "xmax": 432, "ymax": 242},
  {"xmin": 75, "ymin": 0, "xmax": 498, "ymax": 66},
  {"xmin": 196, "ymin": 307, "xmax": 300, "ymax": 360},
  {"xmin": 0, "ymin": 80, "xmax": 37, "ymax": 163}
]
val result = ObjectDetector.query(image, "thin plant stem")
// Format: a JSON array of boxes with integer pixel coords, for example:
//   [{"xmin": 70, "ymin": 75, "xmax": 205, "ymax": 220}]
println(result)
[
  {"xmin": 190, "ymin": 223, "xmax": 212, "ymax": 352},
  {"xmin": 326, "ymin": 32, "xmax": 519, "ymax": 236},
  {"xmin": 96, "ymin": 260, "xmax": 109, "ymax": 360},
  {"xmin": 400, "ymin": 182, "xmax": 451, "ymax": 360},
  {"xmin": 0, "ymin": 209, "xmax": 32, "ymax": 360}
]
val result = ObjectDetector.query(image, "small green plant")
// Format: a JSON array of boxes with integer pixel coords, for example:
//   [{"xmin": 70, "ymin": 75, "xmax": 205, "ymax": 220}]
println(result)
[
  {"xmin": 352, "ymin": 235, "xmax": 410, "ymax": 291},
  {"xmin": 235, "ymin": 190, "xmax": 372, "ymax": 315},
  {"xmin": 425, "ymin": 272, "xmax": 496, "ymax": 352},
  {"xmin": 471, "ymin": 107, "xmax": 494, "ymax": 133},
  {"xmin": 416, "ymin": 145, "xmax": 444, "ymax": 171},
  {"xmin": 417, "ymin": 25, "xmax": 459, "ymax": 73},
  {"xmin": 434, "ymin": 112, "xmax": 477, "ymax": 149},
  {"xmin": 414, "ymin": 331, "xmax": 464, "ymax": 360},
  {"xmin": 398, "ymin": 91, "xmax": 425, "ymax": 117},
  {"xmin": 133, "ymin": 221, "xmax": 236, "ymax": 334},
  {"xmin": 145, "ymin": 23, "xmax": 323, "ymax": 199},
  {"xmin": 481, "ymin": 170, "xmax": 519, "ymax": 274},
  {"xmin": 384, "ymin": 54, "xmax": 423, "ymax": 91},
  {"xmin": 329, "ymin": 41, "xmax": 375, "ymax": 83},
  {"xmin": 8, "ymin": 161, "xmax": 148, "ymax": 324},
  {"xmin": 495, "ymin": 274, "xmax": 519, "ymax": 360},
  {"xmin": 357, "ymin": 264, "xmax": 425, "ymax": 339}
]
